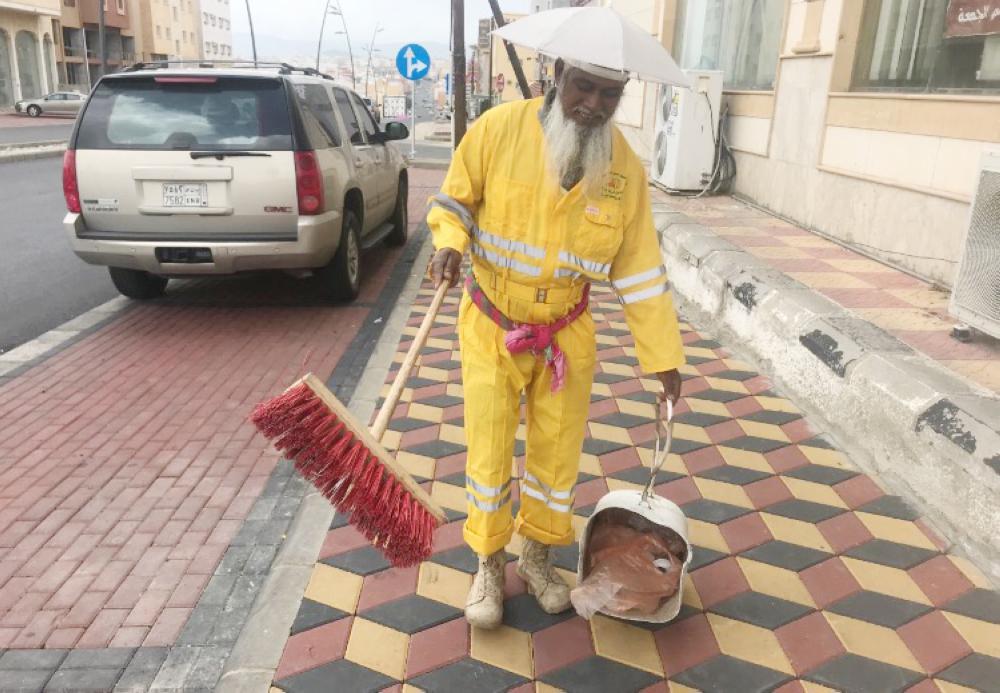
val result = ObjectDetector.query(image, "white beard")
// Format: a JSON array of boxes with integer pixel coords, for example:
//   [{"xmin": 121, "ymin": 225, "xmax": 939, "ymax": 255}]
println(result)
[{"xmin": 541, "ymin": 94, "xmax": 613, "ymax": 197}]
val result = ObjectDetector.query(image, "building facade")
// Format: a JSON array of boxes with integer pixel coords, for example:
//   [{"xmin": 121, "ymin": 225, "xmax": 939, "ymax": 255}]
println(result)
[
  {"xmin": 0, "ymin": 0, "xmax": 61, "ymax": 107},
  {"xmin": 198, "ymin": 0, "xmax": 230, "ymax": 61},
  {"xmin": 56, "ymin": 0, "xmax": 136, "ymax": 92},
  {"xmin": 127, "ymin": 0, "xmax": 200, "ymax": 64}
]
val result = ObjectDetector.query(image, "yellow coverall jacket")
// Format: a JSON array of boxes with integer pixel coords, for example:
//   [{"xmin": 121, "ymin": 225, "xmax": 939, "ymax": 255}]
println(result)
[{"xmin": 428, "ymin": 96, "xmax": 685, "ymax": 557}]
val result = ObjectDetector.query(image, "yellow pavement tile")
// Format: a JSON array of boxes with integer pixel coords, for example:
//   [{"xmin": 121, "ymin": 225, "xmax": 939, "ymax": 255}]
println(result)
[
  {"xmin": 855, "ymin": 512, "xmax": 938, "ymax": 550},
  {"xmin": 571, "ymin": 514, "xmax": 588, "ymax": 541},
  {"xmin": 425, "ymin": 337, "xmax": 455, "ymax": 350},
  {"xmin": 684, "ymin": 346, "xmax": 718, "ymax": 360},
  {"xmin": 396, "ymin": 451, "xmax": 436, "ymax": 480},
  {"xmin": 303, "ymin": 564, "xmax": 363, "ymax": 613},
  {"xmin": 416, "ymin": 366, "xmax": 450, "ymax": 381},
  {"xmin": 886, "ymin": 287, "xmax": 950, "ymax": 310},
  {"xmin": 782, "ymin": 477, "xmax": 848, "ymax": 508},
  {"xmin": 824, "ymin": 612, "xmax": 923, "ymax": 672},
  {"xmin": 737, "ymin": 557, "xmax": 816, "ymax": 607},
  {"xmin": 841, "ymin": 557, "xmax": 932, "ymax": 605},
  {"xmin": 949, "ymin": 555, "xmax": 992, "ymax": 589},
  {"xmin": 681, "ymin": 573, "xmax": 703, "ymax": 610},
  {"xmin": 800, "ymin": 683, "xmax": 840, "ymax": 693},
  {"xmin": 438, "ymin": 424, "xmax": 466, "ymax": 446},
  {"xmin": 737, "ymin": 420, "xmax": 790, "ymax": 442},
  {"xmin": 744, "ymin": 245, "xmax": 812, "ymax": 259},
  {"xmin": 578, "ymin": 453, "xmax": 604, "ymax": 477},
  {"xmin": 704, "ymin": 378, "xmax": 750, "ymax": 394},
  {"xmin": 693, "ymin": 478, "xmax": 754, "ymax": 509},
  {"xmin": 603, "ymin": 362, "xmax": 637, "ymax": 377},
  {"xmin": 591, "ymin": 614, "xmax": 665, "ymax": 676},
  {"xmin": 678, "ymin": 363, "xmax": 701, "ymax": 378},
  {"xmin": 617, "ymin": 398, "xmax": 656, "ymax": 418},
  {"xmin": 715, "ymin": 225, "xmax": 766, "ymax": 237},
  {"xmin": 431, "ymin": 481, "xmax": 470, "ymax": 514},
  {"xmin": 345, "ymin": 618, "xmax": 409, "ymax": 680},
  {"xmin": 417, "ymin": 562, "xmax": 472, "ymax": 610},
  {"xmin": 471, "ymin": 624, "xmax": 534, "ymax": 678},
  {"xmin": 587, "ymin": 422, "xmax": 634, "ymax": 445},
  {"xmin": 782, "ymin": 236, "xmax": 838, "ymax": 249},
  {"xmin": 718, "ymin": 447, "xmax": 773, "ymax": 474},
  {"xmin": 934, "ymin": 679, "xmax": 981, "ymax": 693},
  {"xmin": 595, "ymin": 333, "xmax": 620, "ymax": 346},
  {"xmin": 435, "ymin": 314, "xmax": 458, "ymax": 325},
  {"xmin": 608, "ymin": 320, "xmax": 629, "ymax": 331},
  {"xmin": 688, "ymin": 519, "xmax": 730, "ymax": 554},
  {"xmin": 759, "ymin": 513, "xmax": 834, "ymax": 553},
  {"xmin": 445, "ymin": 383, "xmax": 464, "ymax": 397},
  {"xmin": 668, "ymin": 682, "xmax": 702, "ymax": 693},
  {"xmin": 607, "ymin": 477, "xmax": 645, "ymax": 493},
  {"xmin": 591, "ymin": 382, "xmax": 614, "ymax": 398},
  {"xmin": 623, "ymin": 346, "xmax": 638, "ymax": 358},
  {"xmin": 800, "ymin": 446, "xmax": 852, "ymax": 469},
  {"xmin": 671, "ymin": 423, "xmax": 712, "ymax": 444},
  {"xmin": 721, "ymin": 358, "xmax": 756, "ymax": 371},
  {"xmin": 942, "ymin": 612, "xmax": 1000, "ymax": 659},
  {"xmin": 855, "ymin": 308, "xmax": 952, "ymax": 332},
  {"xmin": 637, "ymin": 448, "xmax": 688, "ymax": 476},
  {"xmin": 787, "ymin": 272, "xmax": 876, "ymax": 289},
  {"xmin": 381, "ymin": 430, "xmax": 403, "ymax": 451},
  {"xmin": 686, "ymin": 398, "xmax": 732, "ymax": 417},
  {"xmin": 406, "ymin": 403, "xmax": 444, "ymax": 423},
  {"xmin": 706, "ymin": 613, "xmax": 795, "ymax": 675},
  {"xmin": 822, "ymin": 258, "xmax": 895, "ymax": 273},
  {"xmin": 556, "ymin": 566, "xmax": 578, "ymax": 589},
  {"xmin": 403, "ymin": 685, "xmax": 426, "ymax": 693},
  {"xmin": 536, "ymin": 684, "xmax": 565, "ymax": 693},
  {"xmin": 754, "ymin": 396, "xmax": 801, "ymax": 414}
]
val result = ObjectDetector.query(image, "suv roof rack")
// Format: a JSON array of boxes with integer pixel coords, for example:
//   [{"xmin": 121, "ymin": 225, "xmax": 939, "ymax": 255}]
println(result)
[{"xmin": 122, "ymin": 60, "xmax": 335, "ymax": 80}]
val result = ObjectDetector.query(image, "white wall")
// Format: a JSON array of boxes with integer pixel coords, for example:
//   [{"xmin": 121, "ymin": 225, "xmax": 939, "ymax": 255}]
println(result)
[{"xmin": 199, "ymin": 0, "xmax": 231, "ymax": 59}]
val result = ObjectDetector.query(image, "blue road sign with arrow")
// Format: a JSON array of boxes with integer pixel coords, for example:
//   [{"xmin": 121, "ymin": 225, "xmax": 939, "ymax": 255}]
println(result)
[{"xmin": 396, "ymin": 43, "xmax": 430, "ymax": 81}]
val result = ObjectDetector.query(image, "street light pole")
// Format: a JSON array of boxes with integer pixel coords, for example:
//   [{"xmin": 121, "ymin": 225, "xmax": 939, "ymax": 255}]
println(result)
[
  {"xmin": 316, "ymin": 0, "xmax": 332, "ymax": 71},
  {"xmin": 245, "ymin": 0, "xmax": 258, "ymax": 65},
  {"xmin": 451, "ymin": 0, "xmax": 467, "ymax": 145},
  {"xmin": 364, "ymin": 24, "xmax": 383, "ymax": 98},
  {"xmin": 98, "ymin": 0, "xmax": 106, "ymax": 78}
]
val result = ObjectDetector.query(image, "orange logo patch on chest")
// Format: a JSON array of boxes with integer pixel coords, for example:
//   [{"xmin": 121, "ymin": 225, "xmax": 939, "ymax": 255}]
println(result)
[{"xmin": 602, "ymin": 173, "xmax": 626, "ymax": 200}]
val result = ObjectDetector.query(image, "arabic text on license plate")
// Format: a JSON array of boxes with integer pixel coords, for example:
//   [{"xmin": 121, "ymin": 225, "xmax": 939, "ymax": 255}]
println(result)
[{"xmin": 163, "ymin": 183, "xmax": 207, "ymax": 207}]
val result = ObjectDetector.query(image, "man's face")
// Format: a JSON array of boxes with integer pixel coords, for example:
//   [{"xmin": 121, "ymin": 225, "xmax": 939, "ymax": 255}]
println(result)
[{"xmin": 555, "ymin": 64, "xmax": 626, "ymax": 128}]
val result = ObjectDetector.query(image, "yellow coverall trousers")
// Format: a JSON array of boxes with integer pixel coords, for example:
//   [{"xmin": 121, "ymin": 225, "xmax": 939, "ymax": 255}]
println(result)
[{"xmin": 460, "ymin": 274, "xmax": 594, "ymax": 557}]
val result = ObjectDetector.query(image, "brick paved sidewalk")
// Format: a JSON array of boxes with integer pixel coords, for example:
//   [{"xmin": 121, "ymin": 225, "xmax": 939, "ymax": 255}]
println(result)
[
  {"xmin": 659, "ymin": 193, "xmax": 1000, "ymax": 394},
  {"xmin": 0, "ymin": 168, "xmax": 445, "ymax": 690},
  {"xmin": 271, "ymin": 279, "xmax": 1000, "ymax": 692}
]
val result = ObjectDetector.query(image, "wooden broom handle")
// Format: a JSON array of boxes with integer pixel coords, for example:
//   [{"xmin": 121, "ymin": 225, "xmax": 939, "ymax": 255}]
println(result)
[{"xmin": 370, "ymin": 281, "xmax": 450, "ymax": 441}]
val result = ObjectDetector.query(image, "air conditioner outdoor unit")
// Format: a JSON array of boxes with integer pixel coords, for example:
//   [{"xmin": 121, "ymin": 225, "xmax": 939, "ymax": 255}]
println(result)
[
  {"xmin": 650, "ymin": 69, "xmax": 723, "ymax": 192},
  {"xmin": 949, "ymin": 150, "xmax": 1000, "ymax": 340}
]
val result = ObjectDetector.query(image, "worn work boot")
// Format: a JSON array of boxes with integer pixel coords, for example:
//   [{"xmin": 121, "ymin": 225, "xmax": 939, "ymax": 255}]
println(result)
[
  {"xmin": 518, "ymin": 538, "xmax": 572, "ymax": 614},
  {"xmin": 465, "ymin": 550, "xmax": 506, "ymax": 629}
]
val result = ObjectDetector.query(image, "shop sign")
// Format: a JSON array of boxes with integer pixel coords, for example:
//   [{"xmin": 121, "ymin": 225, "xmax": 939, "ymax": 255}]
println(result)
[{"xmin": 945, "ymin": 1, "xmax": 1000, "ymax": 38}]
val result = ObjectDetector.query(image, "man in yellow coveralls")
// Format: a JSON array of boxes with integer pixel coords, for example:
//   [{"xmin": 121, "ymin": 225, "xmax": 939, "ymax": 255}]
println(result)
[{"xmin": 427, "ymin": 57, "xmax": 685, "ymax": 629}]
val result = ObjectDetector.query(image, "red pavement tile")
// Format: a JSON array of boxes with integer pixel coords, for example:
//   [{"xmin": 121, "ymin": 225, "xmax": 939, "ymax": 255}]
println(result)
[
  {"xmin": 574, "ymin": 478, "xmax": 609, "ymax": 508},
  {"xmin": 907, "ymin": 680, "xmax": 945, "ymax": 693},
  {"xmin": 817, "ymin": 513, "xmax": 874, "ymax": 553},
  {"xmin": 275, "ymin": 617, "xmax": 353, "ymax": 680},
  {"xmin": 916, "ymin": 519, "xmax": 951, "ymax": 552},
  {"xmin": 532, "ymin": 616, "xmax": 595, "ymax": 677},
  {"xmin": 45, "ymin": 628, "xmax": 85, "ymax": 649},
  {"xmin": 110, "ymin": 626, "xmax": 150, "ymax": 648},
  {"xmin": 655, "ymin": 613, "xmax": 721, "ymax": 677},
  {"xmin": 142, "ymin": 606, "xmax": 192, "ymax": 646},
  {"xmin": 45, "ymin": 574, "xmax": 96, "ymax": 611},
  {"xmin": 800, "ymin": 558, "xmax": 862, "ymax": 608},
  {"xmin": 406, "ymin": 617, "xmax": 469, "ymax": 678},
  {"xmin": 818, "ymin": 288, "xmax": 918, "ymax": 309},
  {"xmin": 356, "ymin": 566, "xmax": 420, "ymax": 612},
  {"xmin": 431, "ymin": 520, "xmax": 466, "ymax": 554},
  {"xmin": 166, "ymin": 573, "xmax": 211, "ymax": 609},
  {"xmin": 780, "ymin": 418, "xmax": 817, "ymax": 443},
  {"xmin": 726, "ymin": 397, "xmax": 764, "ymax": 418},
  {"xmin": 908, "ymin": 555, "xmax": 975, "ymax": 607},
  {"xmin": 775, "ymin": 612, "xmax": 845, "ymax": 675},
  {"xmin": 681, "ymin": 446, "xmax": 726, "ymax": 474},
  {"xmin": 503, "ymin": 561, "xmax": 527, "ymax": 599},
  {"xmin": 898, "ymin": 611, "xmax": 972, "ymax": 674},
  {"xmin": 772, "ymin": 683, "xmax": 806, "ymax": 693},
  {"xmin": 599, "ymin": 447, "xmax": 643, "ymax": 475},
  {"xmin": 690, "ymin": 557, "xmax": 750, "ymax": 608},
  {"xmin": 745, "ymin": 477, "xmax": 793, "ymax": 509},
  {"xmin": 833, "ymin": 474, "xmax": 884, "ymax": 509},
  {"xmin": 123, "ymin": 589, "xmax": 172, "ymax": 627},
  {"xmin": 706, "ymin": 420, "xmax": 746, "ymax": 444},
  {"xmin": 10, "ymin": 610, "xmax": 63, "ymax": 648},
  {"xmin": 77, "ymin": 608, "xmax": 129, "ymax": 648},
  {"xmin": 654, "ymin": 477, "xmax": 701, "ymax": 506},
  {"xmin": 719, "ymin": 513, "xmax": 773, "ymax": 554},
  {"xmin": 764, "ymin": 446, "xmax": 811, "ymax": 473}
]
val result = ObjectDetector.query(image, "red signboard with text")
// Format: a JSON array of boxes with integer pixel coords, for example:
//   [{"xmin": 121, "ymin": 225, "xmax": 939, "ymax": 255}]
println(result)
[{"xmin": 945, "ymin": 1, "xmax": 1000, "ymax": 38}]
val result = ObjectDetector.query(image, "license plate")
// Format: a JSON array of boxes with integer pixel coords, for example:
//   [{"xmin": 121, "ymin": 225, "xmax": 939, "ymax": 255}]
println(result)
[{"xmin": 162, "ymin": 183, "xmax": 208, "ymax": 207}]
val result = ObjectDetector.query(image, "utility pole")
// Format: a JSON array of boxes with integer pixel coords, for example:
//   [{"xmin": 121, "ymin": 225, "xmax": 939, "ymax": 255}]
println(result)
[
  {"xmin": 487, "ymin": 0, "xmax": 531, "ymax": 100},
  {"xmin": 451, "ymin": 0, "xmax": 467, "ymax": 146},
  {"xmin": 98, "ymin": 0, "xmax": 107, "ymax": 78},
  {"xmin": 245, "ymin": 0, "xmax": 258, "ymax": 65}
]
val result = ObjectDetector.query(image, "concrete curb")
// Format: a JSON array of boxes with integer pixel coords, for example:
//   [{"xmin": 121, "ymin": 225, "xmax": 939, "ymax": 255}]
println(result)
[
  {"xmin": 654, "ymin": 203, "xmax": 1000, "ymax": 582},
  {"xmin": 409, "ymin": 158, "xmax": 450, "ymax": 170},
  {"xmin": 216, "ymin": 233, "xmax": 437, "ymax": 693},
  {"xmin": 0, "ymin": 143, "xmax": 66, "ymax": 163}
]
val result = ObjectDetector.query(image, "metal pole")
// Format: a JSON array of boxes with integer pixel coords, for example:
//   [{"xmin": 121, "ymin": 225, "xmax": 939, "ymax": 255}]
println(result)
[
  {"xmin": 316, "ymin": 0, "xmax": 331, "ymax": 71},
  {"xmin": 451, "ymin": 0, "xmax": 467, "ymax": 146},
  {"xmin": 245, "ymin": 0, "xmax": 258, "ymax": 65},
  {"xmin": 98, "ymin": 0, "xmax": 106, "ymax": 78},
  {"xmin": 410, "ymin": 77, "xmax": 416, "ymax": 158},
  {"xmin": 336, "ymin": 8, "xmax": 356, "ymax": 89},
  {"xmin": 487, "ymin": 0, "xmax": 531, "ymax": 99}
]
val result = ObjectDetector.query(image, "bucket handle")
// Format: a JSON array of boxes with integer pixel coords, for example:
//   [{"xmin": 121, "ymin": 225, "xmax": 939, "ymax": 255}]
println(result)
[{"xmin": 641, "ymin": 398, "xmax": 674, "ymax": 503}]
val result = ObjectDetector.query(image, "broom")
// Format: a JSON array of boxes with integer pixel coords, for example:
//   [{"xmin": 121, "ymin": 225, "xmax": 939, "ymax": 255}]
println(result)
[{"xmin": 250, "ymin": 282, "xmax": 450, "ymax": 567}]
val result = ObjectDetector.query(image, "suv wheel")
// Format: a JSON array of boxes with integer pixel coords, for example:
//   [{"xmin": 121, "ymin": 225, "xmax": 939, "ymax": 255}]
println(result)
[
  {"xmin": 384, "ymin": 178, "xmax": 408, "ymax": 247},
  {"xmin": 317, "ymin": 210, "xmax": 362, "ymax": 301},
  {"xmin": 26, "ymin": 105, "xmax": 41, "ymax": 117},
  {"xmin": 108, "ymin": 267, "xmax": 168, "ymax": 299}
]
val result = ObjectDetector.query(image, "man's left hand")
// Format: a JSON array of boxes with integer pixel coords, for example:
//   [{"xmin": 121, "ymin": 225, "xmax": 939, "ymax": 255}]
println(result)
[{"xmin": 656, "ymin": 369, "xmax": 682, "ymax": 405}]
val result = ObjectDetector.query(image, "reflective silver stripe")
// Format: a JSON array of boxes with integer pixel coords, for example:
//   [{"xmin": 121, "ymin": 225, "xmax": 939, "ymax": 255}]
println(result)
[
  {"xmin": 474, "ymin": 228, "xmax": 545, "ymax": 259},
  {"xmin": 521, "ymin": 485, "xmax": 572, "ymax": 514},
  {"xmin": 523, "ymin": 471, "xmax": 572, "ymax": 500},
  {"xmin": 430, "ymin": 193, "xmax": 474, "ymax": 232},
  {"xmin": 473, "ymin": 244, "xmax": 542, "ymax": 276},
  {"xmin": 618, "ymin": 281, "xmax": 670, "ymax": 305},
  {"xmin": 467, "ymin": 490, "xmax": 511, "ymax": 513},
  {"xmin": 612, "ymin": 266, "xmax": 666, "ymax": 291},
  {"xmin": 558, "ymin": 250, "xmax": 611, "ymax": 276},
  {"xmin": 466, "ymin": 475, "xmax": 512, "ymax": 499},
  {"xmin": 554, "ymin": 268, "xmax": 583, "ymax": 280}
]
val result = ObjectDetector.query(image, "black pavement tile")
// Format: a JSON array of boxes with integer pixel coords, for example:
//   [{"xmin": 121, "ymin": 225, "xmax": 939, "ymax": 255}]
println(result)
[
  {"xmin": 116, "ymin": 647, "xmax": 168, "ymax": 691},
  {"xmin": 827, "ymin": 590, "xmax": 931, "ymax": 629},
  {"xmin": 681, "ymin": 498, "xmax": 751, "ymax": 524},
  {"xmin": 513, "ymin": 439, "xmax": 526, "ymax": 457},
  {"xmin": 765, "ymin": 499, "xmax": 846, "ymax": 523},
  {"xmin": 719, "ymin": 436, "xmax": 789, "ymax": 454},
  {"xmin": 429, "ymin": 546, "xmax": 515, "ymax": 575},
  {"xmin": 741, "ymin": 540, "xmax": 831, "ymax": 572},
  {"xmin": 639, "ymin": 437, "xmax": 708, "ymax": 455},
  {"xmin": 420, "ymin": 346, "xmax": 447, "ymax": 355},
  {"xmin": 320, "ymin": 546, "xmax": 390, "ymax": 576},
  {"xmin": 684, "ymin": 355, "xmax": 715, "ymax": 366},
  {"xmin": 411, "ymin": 657, "xmax": 528, "ymax": 692},
  {"xmin": 502, "ymin": 593, "xmax": 576, "ymax": 633},
  {"xmin": 856, "ymin": 495, "xmax": 921, "ymax": 521},
  {"xmin": 576, "ymin": 471, "xmax": 599, "ymax": 485},
  {"xmin": 602, "ymin": 328, "xmax": 631, "ymax": 337},
  {"xmin": 675, "ymin": 411, "xmax": 732, "ymax": 427},
  {"xmin": 610, "ymin": 466, "xmax": 685, "ymax": 487},
  {"xmin": 584, "ymin": 438, "xmax": 630, "ymax": 456},
  {"xmin": 329, "ymin": 512, "xmax": 349, "ymax": 530},
  {"xmin": 406, "ymin": 440, "xmax": 466, "ymax": 459},
  {"xmin": 800, "ymin": 436, "xmax": 836, "ymax": 450},
  {"xmin": 277, "ymin": 659, "xmax": 396, "ymax": 693},
  {"xmin": 0, "ymin": 649, "xmax": 68, "ymax": 670},
  {"xmin": 60, "ymin": 648, "xmax": 134, "ymax": 670},
  {"xmin": 696, "ymin": 465, "xmax": 772, "ymax": 486},
  {"xmin": 689, "ymin": 388, "xmax": 747, "ymax": 403},
  {"xmin": 709, "ymin": 591, "xmax": 813, "ymax": 629},
  {"xmin": 361, "ymin": 594, "xmax": 462, "ymax": 634},
  {"xmin": 689, "ymin": 546, "xmax": 728, "ymax": 572},
  {"xmin": 0, "ymin": 669, "xmax": 50, "ymax": 691},
  {"xmin": 405, "ymin": 377, "xmax": 440, "ymax": 390},
  {"xmin": 593, "ymin": 371, "xmax": 633, "ymax": 385},
  {"xmin": 551, "ymin": 543, "xmax": 580, "ymax": 572},
  {"xmin": 688, "ymin": 339, "xmax": 723, "ymax": 349},
  {"xmin": 607, "ymin": 355, "xmax": 639, "ymax": 367},
  {"xmin": 741, "ymin": 410, "xmax": 803, "ymax": 425},
  {"xmin": 291, "ymin": 598, "xmax": 349, "ymax": 635},
  {"xmin": 630, "ymin": 602, "xmax": 703, "ymax": 632},
  {"xmin": 45, "ymin": 668, "xmax": 122, "ymax": 692},
  {"xmin": 590, "ymin": 392, "xmax": 610, "ymax": 403},
  {"xmin": 443, "ymin": 507, "xmax": 467, "ymax": 523},
  {"xmin": 428, "ymin": 359, "xmax": 463, "ymax": 371},
  {"xmin": 574, "ymin": 503, "xmax": 597, "ymax": 518},
  {"xmin": 437, "ymin": 471, "xmax": 466, "ymax": 488},
  {"xmin": 805, "ymin": 653, "xmax": 923, "ymax": 692},
  {"xmin": 937, "ymin": 653, "xmax": 1000, "ymax": 691},
  {"xmin": 416, "ymin": 394, "xmax": 465, "ymax": 409},
  {"xmin": 711, "ymin": 370, "xmax": 758, "ymax": 382},
  {"xmin": 944, "ymin": 588, "xmax": 1000, "ymax": 624},
  {"xmin": 844, "ymin": 539, "xmax": 938, "ymax": 570},
  {"xmin": 387, "ymin": 416, "xmax": 435, "ymax": 432},
  {"xmin": 672, "ymin": 654, "xmax": 792, "ymax": 693},
  {"xmin": 782, "ymin": 464, "xmax": 858, "ymax": 485},
  {"xmin": 541, "ymin": 655, "xmax": 660, "ymax": 692},
  {"xmin": 620, "ymin": 390, "xmax": 660, "ymax": 404},
  {"xmin": 593, "ymin": 412, "xmax": 652, "ymax": 429}
]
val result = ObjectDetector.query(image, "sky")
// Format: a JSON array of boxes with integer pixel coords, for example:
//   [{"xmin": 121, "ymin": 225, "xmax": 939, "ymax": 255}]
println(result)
[{"xmin": 230, "ymin": 0, "xmax": 533, "ymax": 58}]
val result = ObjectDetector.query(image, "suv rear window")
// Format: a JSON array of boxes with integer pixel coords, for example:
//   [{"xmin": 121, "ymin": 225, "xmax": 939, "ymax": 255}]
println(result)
[{"xmin": 76, "ymin": 76, "xmax": 293, "ymax": 150}]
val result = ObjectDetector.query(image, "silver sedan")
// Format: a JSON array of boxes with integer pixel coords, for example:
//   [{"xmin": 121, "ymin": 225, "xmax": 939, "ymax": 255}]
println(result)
[{"xmin": 14, "ymin": 91, "xmax": 88, "ymax": 117}]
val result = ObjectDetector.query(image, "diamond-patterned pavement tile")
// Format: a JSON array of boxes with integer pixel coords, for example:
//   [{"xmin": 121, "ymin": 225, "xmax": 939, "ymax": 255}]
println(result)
[
  {"xmin": 937, "ymin": 653, "xmax": 1000, "ymax": 691},
  {"xmin": 827, "ymin": 590, "xmax": 932, "ymax": 629},
  {"xmin": 740, "ymin": 410, "xmax": 802, "ymax": 425},
  {"xmin": 609, "ymin": 466, "xmax": 684, "ymax": 487},
  {"xmin": 290, "ymin": 598, "xmax": 348, "ymax": 635},
  {"xmin": 320, "ymin": 546, "xmax": 391, "ymax": 576},
  {"xmin": 804, "ymin": 653, "xmax": 924, "ymax": 692},
  {"xmin": 410, "ymin": 656, "xmax": 529, "ymax": 692},
  {"xmin": 329, "ymin": 512, "xmax": 349, "ymax": 530},
  {"xmin": 708, "ymin": 591, "xmax": 812, "ymax": 629},
  {"xmin": 550, "ymin": 543, "xmax": 579, "ymax": 572},
  {"xmin": 688, "ymin": 545, "xmax": 727, "ymax": 572},
  {"xmin": 593, "ymin": 412, "xmax": 652, "ymax": 429},
  {"xmin": 672, "ymin": 654, "xmax": 791, "ymax": 693},
  {"xmin": 695, "ymin": 465, "xmax": 772, "ymax": 486},
  {"xmin": 711, "ymin": 369, "xmax": 757, "ymax": 381},
  {"xmin": 359, "ymin": 594, "xmax": 462, "ymax": 635},
  {"xmin": 740, "ymin": 540, "xmax": 830, "ymax": 572},
  {"xmin": 690, "ymin": 388, "xmax": 749, "ymax": 403},
  {"xmin": 943, "ymin": 588, "xmax": 1000, "ymax": 624},
  {"xmin": 418, "ymin": 394, "xmax": 465, "ymax": 408},
  {"xmin": 719, "ymin": 436, "xmax": 789, "ymax": 453},
  {"xmin": 540, "ymin": 655, "xmax": 660, "ymax": 692},
  {"xmin": 844, "ymin": 538, "xmax": 938, "ymax": 570},
  {"xmin": 688, "ymin": 338, "xmax": 723, "ymax": 349},
  {"xmin": 765, "ymin": 499, "xmax": 846, "ymax": 523},
  {"xmin": 675, "ymin": 411, "xmax": 732, "ymax": 427},
  {"xmin": 582, "ymin": 437, "xmax": 630, "ymax": 456},
  {"xmin": 276, "ymin": 658, "xmax": 396, "ymax": 693},
  {"xmin": 406, "ymin": 439, "xmax": 466, "ymax": 459},
  {"xmin": 782, "ymin": 464, "xmax": 858, "ymax": 485},
  {"xmin": 429, "ymin": 546, "xmax": 515, "ymax": 575},
  {"xmin": 682, "ymin": 498, "xmax": 751, "ymax": 524},
  {"xmin": 388, "ymin": 416, "xmax": 436, "ymax": 432},
  {"xmin": 502, "ymin": 593, "xmax": 576, "ymax": 633},
  {"xmin": 856, "ymin": 495, "xmax": 921, "ymax": 521},
  {"xmin": 642, "ymin": 437, "xmax": 709, "ymax": 455}
]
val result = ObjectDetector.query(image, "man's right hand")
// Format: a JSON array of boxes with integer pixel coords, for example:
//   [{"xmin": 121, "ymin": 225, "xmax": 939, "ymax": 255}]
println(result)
[{"xmin": 430, "ymin": 248, "xmax": 463, "ymax": 288}]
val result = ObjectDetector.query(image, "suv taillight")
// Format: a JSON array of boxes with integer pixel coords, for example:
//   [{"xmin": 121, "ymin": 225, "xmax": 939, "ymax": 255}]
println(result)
[
  {"xmin": 62, "ymin": 150, "xmax": 81, "ymax": 213},
  {"xmin": 294, "ymin": 151, "xmax": 324, "ymax": 215}
]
